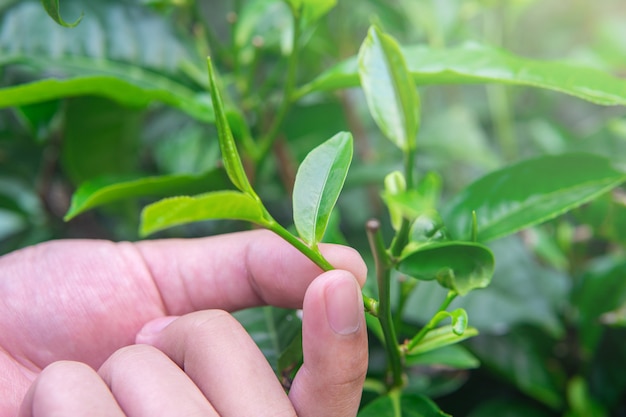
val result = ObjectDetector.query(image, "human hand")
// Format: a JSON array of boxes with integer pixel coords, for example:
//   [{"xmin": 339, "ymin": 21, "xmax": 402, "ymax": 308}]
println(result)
[{"xmin": 0, "ymin": 230, "xmax": 368, "ymax": 417}]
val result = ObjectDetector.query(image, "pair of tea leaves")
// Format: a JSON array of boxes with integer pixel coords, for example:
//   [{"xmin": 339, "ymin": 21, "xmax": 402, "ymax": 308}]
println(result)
[{"xmin": 140, "ymin": 58, "xmax": 352, "ymax": 252}]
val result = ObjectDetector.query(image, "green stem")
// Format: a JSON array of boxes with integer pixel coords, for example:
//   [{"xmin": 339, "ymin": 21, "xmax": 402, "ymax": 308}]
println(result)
[
  {"xmin": 367, "ymin": 219, "xmax": 405, "ymax": 389},
  {"xmin": 254, "ymin": 10, "xmax": 302, "ymax": 163},
  {"xmin": 265, "ymin": 220, "xmax": 334, "ymax": 271},
  {"xmin": 404, "ymin": 290, "xmax": 458, "ymax": 352}
]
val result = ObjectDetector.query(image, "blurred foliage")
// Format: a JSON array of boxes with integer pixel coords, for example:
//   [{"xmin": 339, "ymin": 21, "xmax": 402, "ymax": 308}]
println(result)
[{"xmin": 2, "ymin": 0, "xmax": 626, "ymax": 415}]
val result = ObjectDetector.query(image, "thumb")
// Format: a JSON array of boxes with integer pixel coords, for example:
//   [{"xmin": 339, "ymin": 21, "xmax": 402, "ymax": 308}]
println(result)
[{"xmin": 288, "ymin": 270, "xmax": 368, "ymax": 417}]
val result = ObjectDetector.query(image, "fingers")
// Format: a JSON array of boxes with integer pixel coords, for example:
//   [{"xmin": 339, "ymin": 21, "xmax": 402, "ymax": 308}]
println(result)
[
  {"xmin": 139, "ymin": 310, "xmax": 297, "ymax": 417},
  {"xmin": 98, "ymin": 345, "xmax": 218, "ymax": 417},
  {"xmin": 134, "ymin": 229, "xmax": 367, "ymax": 314},
  {"xmin": 18, "ymin": 361, "xmax": 124, "ymax": 417},
  {"xmin": 289, "ymin": 270, "xmax": 368, "ymax": 417}
]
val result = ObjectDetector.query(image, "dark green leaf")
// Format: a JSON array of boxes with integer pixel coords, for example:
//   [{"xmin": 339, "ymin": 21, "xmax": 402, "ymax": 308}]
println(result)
[
  {"xmin": 468, "ymin": 325, "xmax": 565, "ymax": 410},
  {"xmin": 398, "ymin": 241, "xmax": 495, "ymax": 296},
  {"xmin": 404, "ymin": 236, "xmax": 569, "ymax": 335},
  {"xmin": 407, "ymin": 325, "xmax": 479, "ymax": 356},
  {"xmin": 234, "ymin": 306, "xmax": 301, "ymax": 374},
  {"xmin": 358, "ymin": 392, "xmax": 450, "ymax": 417},
  {"xmin": 61, "ymin": 97, "xmax": 141, "ymax": 185},
  {"xmin": 207, "ymin": 57, "xmax": 255, "ymax": 195},
  {"xmin": 299, "ymin": 42, "xmax": 626, "ymax": 106},
  {"xmin": 140, "ymin": 191, "xmax": 266, "ymax": 236},
  {"xmin": 467, "ymin": 399, "xmax": 554, "ymax": 417},
  {"xmin": 0, "ymin": 2, "xmax": 210, "ymax": 121},
  {"xmin": 358, "ymin": 26, "xmax": 419, "ymax": 151},
  {"xmin": 442, "ymin": 153, "xmax": 626, "ymax": 242},
  {"xmin": 292, "ymin": 132, "xmax": 353, "ymax": 247},
  {"xmin": 572, "ymin": 257, "xmax": 626, "ymax": 352},
  {"xmin": 40, "ymin": 0, "xmax": 82, "ymax": 27},
  {"xmin": 65, "ymin": 169, "xmax": 231, "ymax": 220}
]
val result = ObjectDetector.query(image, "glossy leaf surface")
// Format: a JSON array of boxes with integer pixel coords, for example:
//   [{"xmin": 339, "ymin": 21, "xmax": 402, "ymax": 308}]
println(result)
[
  {"xmin": 65, "ymin": 169, "xmax": 231, "ymax": 220},
  {"xmin": 358, "ymin": 392, "xmax": 450, "ymax": 417},
  {"xmin": 140, "ymin": 191, "xmax": 265, "ymax": 236},
  {"xmin": 0, "ymin": 1, "xmax": 210, "ymax": 121},
  {"xmin": 443, "ymin": 153, "xmax": 626, "ymax": 242},
  {"xmin": 299, "ymin": 42, "xmax": 626, "ymax": 106},
  {"xmin": 207, "ymin": 57, "xmax": 255, "ymax": 195},
  {"xmin": 358, "ymin": 26, "xmax": 419, "ymax": 151},
  {"xmin": 40, "ymin": 0, "xmax": 82, "ymax": 27},
  {"xmin": 293, "ymin": 132, "xmax": 353, "ymax": 247},
  {"xmin": 399, "ymin": 242, "xmax": 494, "ymax": 296}
]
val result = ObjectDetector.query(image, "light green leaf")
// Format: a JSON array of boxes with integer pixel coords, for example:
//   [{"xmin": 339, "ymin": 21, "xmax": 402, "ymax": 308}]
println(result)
[
  {"xmin": 0, "ymin": 76, "xmax": 213, "ymax": 122},
  {"xmin": 284, "ymin": 0, "xmax": 336, "ymax": 24},
  {"xmin": 207, "ymin": 57, "xmax": 255, "ymax": 195},
  {"xmin": 292, "ymin": 132, "xmax": 353, "ymax": 247},
  {"xmin": 383, "ymin": 171, "xmax": 406, "ymax": 230},
  {"xmin": 299, "ymin": 42, "xmax": 626, "ymax": 106},
  {"xmin": 358, "ymin": 26, "xmax": 420, "ymax": 151},
  {"xmin": 140, "ymin": 191, "xmax": 265, "ymax": 236},
  {"xmin": 40, "ymin": 0, "xmax": 82, "ymax": 27},
  {"xmin": 442, "ymin": 153, "xmax": 626, "ymax": 242},
  {"xmin": 358, "ymin": 392, "xmax": 451, "ymax": 417},
  {"xmin": 65, "ymin": 169, "xmax": 231, "ymax": 220},
  {"xmin": 405, "ymin": 344, "xmax": 480, "ymax": 369},
  {"xmin": 407, "ymin": 325, "xmax": 479, "ymax": 356},
  {"xmin": 399, "ymin": 241, "xmax": 495, "ymax": 296}
]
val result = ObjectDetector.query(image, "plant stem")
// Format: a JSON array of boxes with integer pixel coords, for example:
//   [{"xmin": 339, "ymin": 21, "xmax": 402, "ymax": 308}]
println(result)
[
  {"xmin": 266, "ymin": 218, "xmax": 379, "ymax": 314},
  {"xmin": 255, "ymin": 11, "xmax": 302, "ymax": 164},
  {"xmin": 366, "ymin": 219, "xmax": 405, "ymax": 389},
  {"xmin": 404, "ymin": 290, "xmax": 458, "ymax": 352},
  {"xmin": 266, "ymin": 220, "xmax": 334, "ymax": 271}
]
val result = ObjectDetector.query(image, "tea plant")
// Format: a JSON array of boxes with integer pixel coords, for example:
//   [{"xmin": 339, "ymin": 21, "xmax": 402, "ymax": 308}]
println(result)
[{"xmin": 2, "ymin": 0, "xmax": 626, "ymax": 415}]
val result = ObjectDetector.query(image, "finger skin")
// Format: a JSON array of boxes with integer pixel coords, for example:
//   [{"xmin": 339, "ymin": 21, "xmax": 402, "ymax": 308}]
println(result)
[
  {"xmin": 98, "ymin": 345, "xmax": 218, "ymax": 417},
  {"xmin": 289, "ymin": 270, "xmax": 368, "ymax": 417},
  {"xmin": 18, "ymin": 361, "xmax": 124, "ymax": 417},
  {"xmin": 1, "ymin": 230, "xmax": 366, "ymax": 415},
  {"xmin": 140, "ymin": 310, "xmax": 297, "ymax": 417}
]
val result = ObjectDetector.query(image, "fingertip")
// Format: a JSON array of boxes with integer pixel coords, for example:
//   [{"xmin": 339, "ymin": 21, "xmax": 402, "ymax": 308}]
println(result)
[{"xmin": 290, "ymin": 270, "xmax": 368, "ymax": 417}]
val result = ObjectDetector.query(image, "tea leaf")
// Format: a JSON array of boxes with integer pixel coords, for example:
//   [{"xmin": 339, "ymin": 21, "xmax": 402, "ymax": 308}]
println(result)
[
  {"xmin": 207, "ymin": 57, "xmax": 255, "ymax": 195},
  {"xmin": 300, "ymin": 42, "xmax": 626, "ymax": 106},
  {"xmin": 285, "ymin": 0, "xmax": 336, "ymax": 24},
  {"xmin": 358, "ymin": 392, "xmax": 451, "ymax": 417},
  {"xmin": 65, "ymin": 169, "xmax": 231, "ymax": 220},
  {"xmin": 442, "ymin": 153, "xmax": 626, "ymax": 242},
  {"xmin": 358, "ymin": 26, "xmax": 419, "ymax": 151},
  {"xmin": 406, "ymin": 324, "xmax": 479, "ymax": 356},
  {"xmin": 293, "ymin": 132, "xmax": 353, "ymax": 247},
  {"xmin": 398, "ymin": 241, "xmax": 495, "ymax": 296},
  {"xmin": 140, "ymin": 191, "xmax": 266, "ymax": 236},
  {"xmin": 404, "ymin": 345, "xmax": 479, "ymax": 369},
  {"xmin": 0, "ymin": 76, "xmax": 213, "ymax": 122},
  {"xmin": 40, "ymin": 0, "xmax": 82, "ymax": 27}
]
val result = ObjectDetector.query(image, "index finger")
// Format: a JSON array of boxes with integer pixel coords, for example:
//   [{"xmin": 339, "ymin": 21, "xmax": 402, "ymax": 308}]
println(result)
[{"xmin": 135, "ymin": 229, "xmax": 367, "ymax": 314}]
